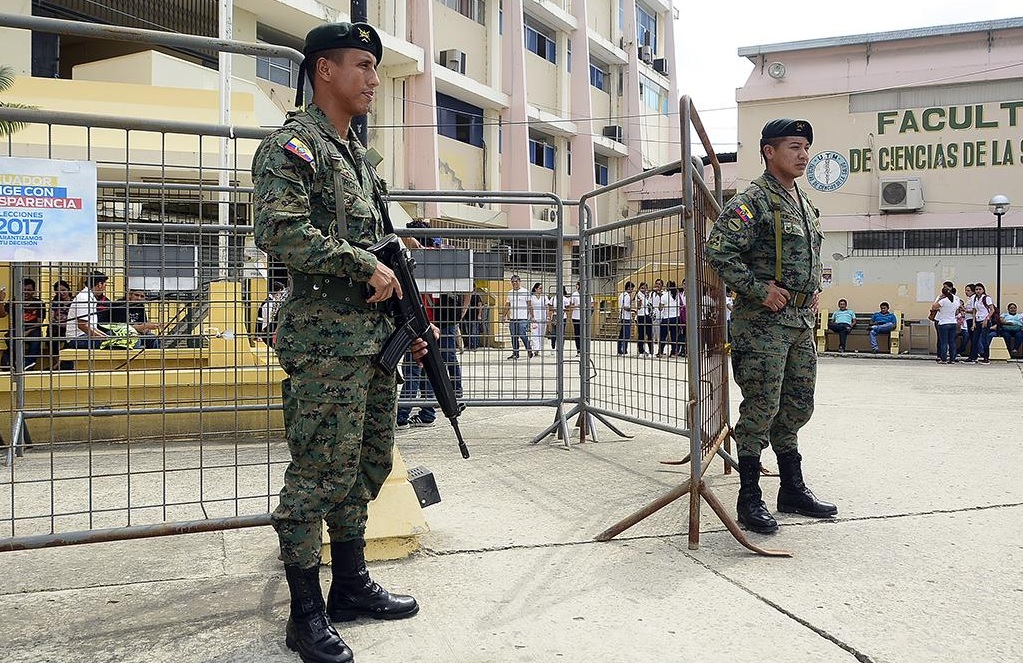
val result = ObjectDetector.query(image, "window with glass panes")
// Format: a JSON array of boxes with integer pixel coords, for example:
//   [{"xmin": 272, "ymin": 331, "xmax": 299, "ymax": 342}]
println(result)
[
  {"xmin": 438, "ymin": 0, "xmax": 486, "ymax": 24},
  {"xmin": 590, "ymin": 60, "xmax": 609, "ymax": 92},
  {"xmin": 525, "ymin": 23, "xmax": 557, "ymax": 63},
  {"xmin": 529, "ymin": 134, "xmax": 556, "ymax": 169},
  {"xmin": 636, "ymin": 4, "xmax": 657, "ymax": 51}
]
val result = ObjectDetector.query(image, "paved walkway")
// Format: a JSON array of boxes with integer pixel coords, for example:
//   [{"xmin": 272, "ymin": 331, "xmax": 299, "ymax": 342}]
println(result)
[{"xmin": 1, "ymin": 357, "xmax": 1020, "ymax": 663}]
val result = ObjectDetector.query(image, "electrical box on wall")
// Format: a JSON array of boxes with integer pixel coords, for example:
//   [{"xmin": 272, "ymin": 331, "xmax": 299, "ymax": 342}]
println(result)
[{"xmin": 879, "ymin": 177, "xmax": 924, "ymax": 212}]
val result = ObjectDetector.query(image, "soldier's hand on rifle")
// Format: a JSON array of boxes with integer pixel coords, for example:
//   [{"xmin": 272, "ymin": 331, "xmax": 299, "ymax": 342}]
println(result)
[
  {"xmin": 410, "ymin": 324, "xmax": 441, "ymax": 365},
  {"xmin": 367, "ymin": 261, "xmax": 403, "ymax": 303}
]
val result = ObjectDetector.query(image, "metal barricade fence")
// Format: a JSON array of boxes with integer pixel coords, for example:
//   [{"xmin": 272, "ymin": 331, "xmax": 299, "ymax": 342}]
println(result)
[
  {"xmin": 0, "ymin": 104, "xmax": 593, "ymax": 550},
  {"xmin": 0, "ymin": 14, "xmax": 736, "ymax": 554}
]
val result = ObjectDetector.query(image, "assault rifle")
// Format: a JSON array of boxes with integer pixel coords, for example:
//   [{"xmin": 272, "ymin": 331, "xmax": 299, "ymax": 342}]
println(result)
[{"xmin": 366, "ymin": 234, "xmax": 470, "ymax": 459}]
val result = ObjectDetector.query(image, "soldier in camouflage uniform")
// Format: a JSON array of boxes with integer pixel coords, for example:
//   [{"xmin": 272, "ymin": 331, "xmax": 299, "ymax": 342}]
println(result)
[
  {"xmin": 704, "ymin": 118, "xmax": 838, "ymax": 535},
  {"xmin": 252, "ymin": 22, "xmax": 425, "ymax": 663}
]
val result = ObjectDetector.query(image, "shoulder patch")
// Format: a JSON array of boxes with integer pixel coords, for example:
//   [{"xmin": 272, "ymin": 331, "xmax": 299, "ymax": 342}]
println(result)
[
  {"xmin": 283, "ymin": 137, "xmax": 314, "ymax": 164},
  {"xmin": 734, "ymin": 203, "xmax": 754, "ymax": 224}
]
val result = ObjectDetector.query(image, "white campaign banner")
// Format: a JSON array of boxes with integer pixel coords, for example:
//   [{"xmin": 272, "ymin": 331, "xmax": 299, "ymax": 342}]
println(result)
[{"xmin": 0, "ymin": 157, "xmax": 98, "ymax": 263}]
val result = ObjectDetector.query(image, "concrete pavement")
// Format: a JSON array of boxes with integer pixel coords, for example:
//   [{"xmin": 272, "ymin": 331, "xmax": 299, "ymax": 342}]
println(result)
[{"xmin": 1, "ymin": 357, "xmax": 1020, "ymax": 663}]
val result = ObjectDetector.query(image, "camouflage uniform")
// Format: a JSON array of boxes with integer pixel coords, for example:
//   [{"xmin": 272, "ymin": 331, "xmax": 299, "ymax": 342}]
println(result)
[
  {"xmin": 704, "ymin": 171, "xmax": 823, "ymax": 459},
  {"xmin": 253, "ymin": 103, "xmax": 396, "ymax": 568}
]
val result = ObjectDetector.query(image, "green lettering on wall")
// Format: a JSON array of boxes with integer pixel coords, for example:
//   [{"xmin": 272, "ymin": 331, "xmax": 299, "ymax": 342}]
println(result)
[
  {"xmin": 922, "ymin": 108, "xmax": 945, "ymax": 131},
  {"xmin": 946, "ymin": 143, "xmax": 958, "ymax": 168},
  {"xmin": 899, "ymin": 111, "xmax": 920, "ymax": 133},
  {"xmin": 949, "ymin": 106, "xmax": 973, "ymax": 130},
  {"xmin": 878, "ymin": 111, "xmax": 898, "ymax": 135},
  {"xmin": 877, "ymin": 146, "xmax": 890, "ymax": 171},
  {"xmin": 977, "ymin": 140, "xmax": 987, "ymax": 166},
  {"xmin": 1002, "ymin": 101, "xmax": 1023, "ymax": 127},
  {"xmin": 975, "ymin": 105, "xmax": 998, "ymax": 129}
]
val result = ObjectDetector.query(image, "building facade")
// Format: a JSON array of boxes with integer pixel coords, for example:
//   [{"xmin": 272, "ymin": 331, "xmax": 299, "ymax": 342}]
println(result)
[
  {"xmin": 1, "ymin": 0, "xmax": 681, "ymax": 234},
  {"xmin": 735, "ymin": 18, "xmax": 1023, "ymax": 322}
]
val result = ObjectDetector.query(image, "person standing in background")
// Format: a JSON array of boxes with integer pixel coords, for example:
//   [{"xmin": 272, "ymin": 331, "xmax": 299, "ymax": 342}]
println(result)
[
  {"xmin": 527, "ymin": 282, "xmax": 549, "ymax": 358},
  {"xmin": 635, "ymin": 282, "xmax": 653, "ymax": 357}
]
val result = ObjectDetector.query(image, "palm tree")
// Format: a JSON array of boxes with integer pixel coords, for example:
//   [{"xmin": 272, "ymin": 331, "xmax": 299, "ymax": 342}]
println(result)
[{"xmin": 0, "ymin": 65, "xmax": 32, "ymax": 137}]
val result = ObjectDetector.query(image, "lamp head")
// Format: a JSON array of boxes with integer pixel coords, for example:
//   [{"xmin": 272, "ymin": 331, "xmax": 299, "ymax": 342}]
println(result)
[{"xmin": 989, "ymin": 194, "xmax": 1010, "ymax": 215}]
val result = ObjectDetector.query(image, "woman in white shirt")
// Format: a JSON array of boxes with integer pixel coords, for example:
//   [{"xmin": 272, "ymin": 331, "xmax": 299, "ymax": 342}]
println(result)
[
  {"xmin": 659, "ymin": 280, "xmax": 682, "ymax": 357},
  {"xmin": 527, "ymin": 282, "xmax": 549, "ymax": 358},
  {"xmin": 634, "ymin": 282, "xmax": 653, "ymax": 356},
  {"xmin": 966, "ymin": 282, "xmax": 995, "ymax": 363},
  {"xmin": 930, "ymin": 280, "xmax": 963, "ymax": 364}
]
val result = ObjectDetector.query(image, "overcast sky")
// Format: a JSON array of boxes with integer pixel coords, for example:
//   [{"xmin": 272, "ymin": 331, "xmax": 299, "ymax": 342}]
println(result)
[{"xmin": 674, "ymin": 2, "xmax": 1023, "ymax": 153}]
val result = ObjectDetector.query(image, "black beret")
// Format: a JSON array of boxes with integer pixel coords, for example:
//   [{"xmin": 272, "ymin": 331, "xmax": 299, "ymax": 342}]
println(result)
[
  {"xmin": 295, "ymin": 22, "xmax": 383, "ymax": 106},
  {"xmin": 303, "ymin": 22, "xmax": 383, "ymax": 63},
  {"xmin": 760, "ymin": 118, "xmax": 813, "ymax": 146}
]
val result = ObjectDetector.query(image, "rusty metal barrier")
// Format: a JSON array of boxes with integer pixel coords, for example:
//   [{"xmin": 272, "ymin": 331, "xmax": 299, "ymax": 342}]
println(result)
[{"xmin": 593, "ymin": 97, "xmax": 789, "ymax": 557}]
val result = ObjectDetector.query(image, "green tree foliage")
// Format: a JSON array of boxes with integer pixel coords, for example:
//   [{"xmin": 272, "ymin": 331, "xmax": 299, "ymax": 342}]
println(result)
[{"xmin": 0, "ymin": 65, "xmax": 32, "ymax": 137}]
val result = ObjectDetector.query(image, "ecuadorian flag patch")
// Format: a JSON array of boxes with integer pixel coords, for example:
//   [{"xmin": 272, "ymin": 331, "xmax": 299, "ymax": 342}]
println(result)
[
  {"xmin": 283, "ymin": 137, "xmax": 314, "ymax": 164},
  {"xmin": 734, "ymin": 203, "xmax": 754, "ymax": 224}
]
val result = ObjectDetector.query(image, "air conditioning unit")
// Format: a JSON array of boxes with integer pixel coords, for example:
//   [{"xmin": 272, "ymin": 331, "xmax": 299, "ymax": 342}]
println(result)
[
  {"xmin": 653, "ymin": 58, "xmax": 668, "ymax": 75},
  {"xmin": 639, "ymin": 45, "xmax": 654, "ymax": 64},
  {"xmin": 879, "ymin": 177, "xmax": 924, "ymax": 212},
  {"xmin": 602, "ymin": 125, "xmax": 624, "ymax": 143},
  {"xmin": 439, "ymin": 49, "xmax": 466, "ymax": 74},
  {"xmin": 539, "ymin": 207, "xmax": 559, "ymax": 223}
]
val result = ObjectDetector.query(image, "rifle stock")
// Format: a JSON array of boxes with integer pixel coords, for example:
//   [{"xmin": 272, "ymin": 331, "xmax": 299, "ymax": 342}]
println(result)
[{"xmin": 367, "ymin": 234, "xmax": 470, "ymax": 459}]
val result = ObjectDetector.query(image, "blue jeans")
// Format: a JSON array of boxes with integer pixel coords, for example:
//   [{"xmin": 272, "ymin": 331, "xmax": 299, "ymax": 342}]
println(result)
[
  {"xmin": 869, "ymin": 322, "xmax": 896, "ymax": 350},
  {"xmin": 509, "ymin": 319, "xmax": 530, "ymax": 356},
  {"xmin": 1000, "ymin": 329, "xmax": 1023, "ymax": 355},
  {"xmin": 828, "ymin": 322, "xmax": 852, "ymax": 349},
  {"xmin": 969, "ymin": 323, "xmax": 991, "ymax": 360},
  {"xmin": 397, "ymin": 356, "xmax": 436, "ymax": 425},
  {"xmin": 65, "ymin": 336, "xmax": 108, "ymax": 350},
  {"xmin": 936, "ymin": 323, "xmax": 958, "ymax": 362},
  {"xmin": 635, "ymin": 315, "xmax": 653, "ymax": 354},
  {"xmin": 617, "ymin": 318, "xmax": 632, "ymax": 354}
]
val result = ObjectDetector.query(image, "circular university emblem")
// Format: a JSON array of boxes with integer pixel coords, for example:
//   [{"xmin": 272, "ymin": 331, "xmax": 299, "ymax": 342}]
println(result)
[{"xmin": 806, "ymin": 151, "xmax": 850, "ymax": 192}]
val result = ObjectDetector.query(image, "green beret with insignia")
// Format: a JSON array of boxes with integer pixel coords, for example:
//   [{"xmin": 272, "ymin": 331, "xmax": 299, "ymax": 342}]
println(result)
[
  {"xmin": 759, "ymin": 118, "xmax": 813, "ymax": 148},
  {"xmin": 294, "ymin": 22, "xmax": 384, "ymax": 106}
]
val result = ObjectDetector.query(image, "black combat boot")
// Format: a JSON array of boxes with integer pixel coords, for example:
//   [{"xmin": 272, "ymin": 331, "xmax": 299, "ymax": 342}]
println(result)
[
  {"xmin": 326, "ymin": 539, "xmax": 419, "ymax": 622},
  {"xmin": 776, "ymin": 450, "xmax": 838, "ymax": 518},
  {"xmin": 736, "ymin": 457, "xmax": 778, "ymax": 534},
  {"xmin": 283, "ymin": 564, "xmax": 354, "ymax": 663}
]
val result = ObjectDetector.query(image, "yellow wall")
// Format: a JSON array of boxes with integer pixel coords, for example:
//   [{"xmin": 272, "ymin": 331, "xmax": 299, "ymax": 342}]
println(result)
[
  {"xmin": 525, "ymin": 54, "xmax": 559, "ymax": 112},
  {"xmin": 438, "ymin": 135, "xmax": 485, "ymax": 190},
  {"xmin": 433, "ymin": 5, "xmax": 489, "ymax": 83}
]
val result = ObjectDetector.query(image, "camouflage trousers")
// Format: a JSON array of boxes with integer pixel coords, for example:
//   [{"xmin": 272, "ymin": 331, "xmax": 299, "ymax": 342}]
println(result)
[
  {"xmin": 272, "ymin": 357, "xmax": 398, "ymax": 568},
  {"xmin": 730, "ymin": 321, "xmax": 817, "ymax": 459}
]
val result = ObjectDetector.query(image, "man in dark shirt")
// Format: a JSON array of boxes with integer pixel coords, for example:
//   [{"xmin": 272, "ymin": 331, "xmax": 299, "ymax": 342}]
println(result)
[
  {"xmin": 107, "ymin": 289, "xmax": 161, "ymax": 348},
  {"xmin": 1, "ymin": 277, "xmax": 46, "ymax": 370}
]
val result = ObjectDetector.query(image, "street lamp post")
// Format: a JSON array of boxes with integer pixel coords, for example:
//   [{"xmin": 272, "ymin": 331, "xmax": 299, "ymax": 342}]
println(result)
[{"xmin": 988, "ymin": 195, "xmax": 1011, "ymax": 312}]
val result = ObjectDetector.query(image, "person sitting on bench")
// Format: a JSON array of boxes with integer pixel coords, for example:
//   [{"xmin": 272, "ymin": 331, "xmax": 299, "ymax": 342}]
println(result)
[
  {"xmin": 869, "ymin": 301, "xmax": 898, "ymax": 354},
  {"xmin": 828, "ymin": 299, "xmax": 856, "ymax": 352}
]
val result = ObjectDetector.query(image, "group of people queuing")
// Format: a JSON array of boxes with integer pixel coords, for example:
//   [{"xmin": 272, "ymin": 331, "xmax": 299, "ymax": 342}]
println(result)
[
  {"xmin": 0, "ymin": 272, "xmax": 160, "ymax": 370},
  {"xmin": 500, "ymin": 276, "xmax": 585, "ymax": 360},
  {"xmin": 825, "ymin": 299, "xmax": 899, "ymax": 353},
  {"xmin": 930, "ymin": 281, "xmax": 1020, "ymax": 363},
  {"xmin": 616, "ymin": 280, "xmax": 733, "ymax": 358}
]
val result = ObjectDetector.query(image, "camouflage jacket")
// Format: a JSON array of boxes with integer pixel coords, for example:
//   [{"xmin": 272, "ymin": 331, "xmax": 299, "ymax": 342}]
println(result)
[
  {"xmin": 704, "ymin": 171, "xmax": 823, "ymax": 329},
  {"xmin": 252, "ymin": 104, "xmax": 394, "ymax": 394}
]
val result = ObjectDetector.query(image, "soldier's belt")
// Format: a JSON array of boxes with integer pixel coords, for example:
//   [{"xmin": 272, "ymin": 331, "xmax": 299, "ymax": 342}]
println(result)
[
  {"xmin": 290, "ymin": 272, "xmax": 376, "ymax": 309},
  {"xmin": 787, "ymin": 290, "xmax": 815, "ymax": 308}
]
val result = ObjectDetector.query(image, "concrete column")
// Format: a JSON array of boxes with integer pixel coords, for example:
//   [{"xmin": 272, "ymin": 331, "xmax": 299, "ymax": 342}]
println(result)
[
  {"xmin": 501, "ymin": 0, "xmax": 532, "ymax": 228},
  {"xmin": 0, "ymin": 0, "xmax": 33, "ymax": 76},
  {"xmin": 404, "ymin": 0, "xmax": 441, "ymax": 218}
]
